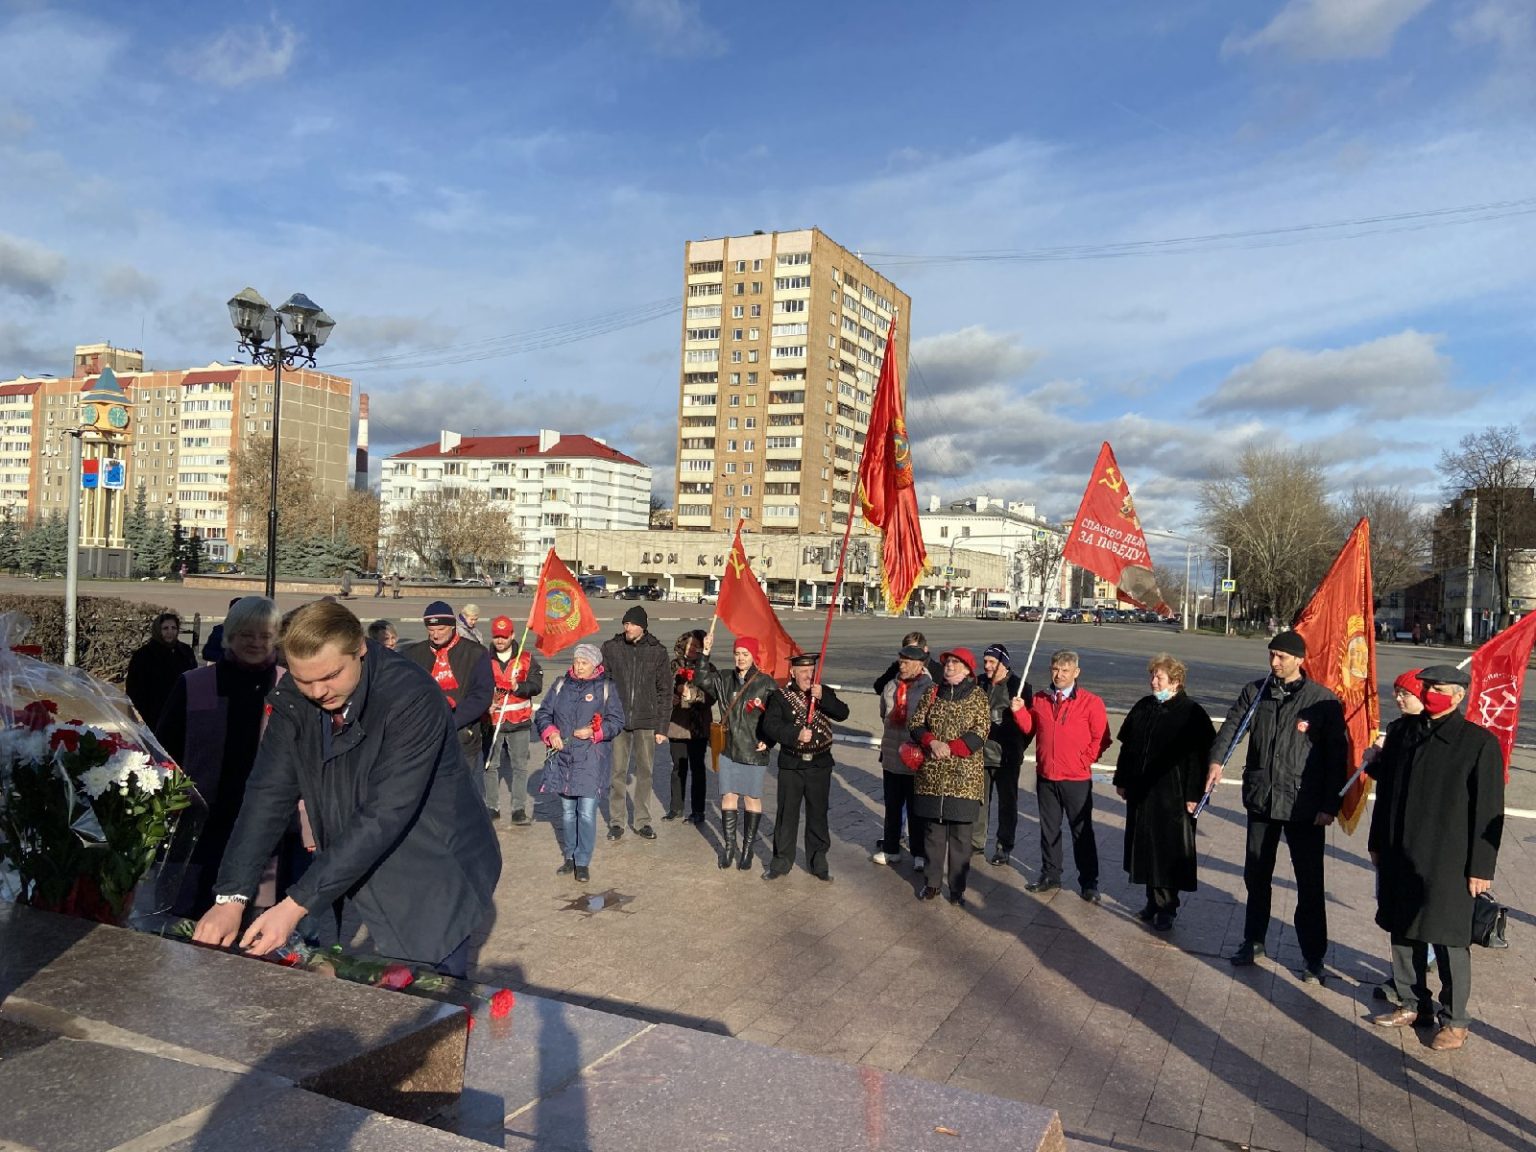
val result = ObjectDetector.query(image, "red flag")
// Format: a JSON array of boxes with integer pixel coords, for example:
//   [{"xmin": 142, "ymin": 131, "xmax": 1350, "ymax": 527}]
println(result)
[
  {"xmin": 856, "ymin": 318, "xmax": 927, "ymax": 615},
  {"xmin": 718, "ymin": 524, "xmax": 801, "ymax": 681},
  {"xmin": 1062, "ymin": 442, "xmax": 1168, "ymax": 612},
  {"xmin": 1466, "ymin": 611, "xmax": 1536, "ymax": 783},
  {"xmin": 1293, "ymin": 518, "xmax": 1380, "ymax": 834},
  {"xmin": 525, "ymin": 549, "xmax": 599, "ymax": 658}
]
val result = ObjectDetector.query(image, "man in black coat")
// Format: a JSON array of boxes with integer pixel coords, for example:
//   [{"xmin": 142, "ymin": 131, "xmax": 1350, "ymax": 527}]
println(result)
[
  {"xmin": 125, "ymin": 612, "xmax": 197, "ymax": 727},
  {"xmin": 761, "ymin": 652, "xmax": 849, "ymax": 882},
  {"xmin": 402, "ymin": 599, "xmax": 494, "ymax": 773},
  {"xmin": 973, "ymin": 643, "xmax": 1032, "ymax": 865},
  {"xmin": 193, "ymin": 602, "xmax": 501, "ymax": 975},
  {"xmin": 600, "ymin": 606, "xmax": 671, "ymax": 841},
  {"xmin": 1369, "ymin": 665, "xmax": 1504, "ymax": 1051},
  {"xmin": 1208, "ymin": 631, "xmax": 1348, "ymax": 982}
]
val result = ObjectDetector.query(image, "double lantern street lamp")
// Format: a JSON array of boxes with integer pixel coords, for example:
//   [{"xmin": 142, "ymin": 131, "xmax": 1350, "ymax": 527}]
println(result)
[{"xmin": 226, "ymin": 289, "xmax": 335, "ymax": 599}]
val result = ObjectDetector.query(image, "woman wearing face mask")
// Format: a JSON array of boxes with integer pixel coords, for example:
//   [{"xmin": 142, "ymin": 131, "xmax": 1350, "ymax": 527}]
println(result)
[{"xmin": 1113, "ymin": 653, "xmax": 1215, "ymax": 931}]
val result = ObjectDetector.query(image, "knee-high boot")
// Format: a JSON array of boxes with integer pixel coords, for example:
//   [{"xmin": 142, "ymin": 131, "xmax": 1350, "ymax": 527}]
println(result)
[
  {"xmin": 719, "ymin": 809, "xmax": 739, "ymax": 870},
  {"xmin": 738, "ymin": 811, "xmax": 762, "ymax": 870}
]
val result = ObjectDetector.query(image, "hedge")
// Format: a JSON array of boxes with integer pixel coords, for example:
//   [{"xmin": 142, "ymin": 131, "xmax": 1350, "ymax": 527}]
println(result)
[{"xmin": 0, "ymin": 594, "xmax": 179, "ymax": 684}]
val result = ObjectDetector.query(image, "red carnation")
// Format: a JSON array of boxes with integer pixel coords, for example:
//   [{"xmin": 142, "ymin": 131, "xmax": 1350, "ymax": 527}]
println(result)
[
  {"xmin": 377, "ymin": 963, "xmax": 415, "ymax": 990},
  {"xmin": 20, "ymin": 700, "xmax": 55, "ymax": 731},
  {"xmin": 466, "ymin": 1014, "xmax": 475, "ymax": 1033},
  {"xmin": 49, "ymin": 727, "xmax": 81, "ymax": 753},
  {"xmin": 681, "ymin": 668, "xmax": 695, "ymax": 682},
  {"xmin": 489, "ymin": 988, "xmax": 515, "ymax": 1019}
]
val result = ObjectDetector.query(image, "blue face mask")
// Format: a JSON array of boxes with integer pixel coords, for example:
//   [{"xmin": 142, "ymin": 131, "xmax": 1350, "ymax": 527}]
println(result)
[{"xmin": 1153, "ymin": 688, "xmax": 1175, "ymax": 703}]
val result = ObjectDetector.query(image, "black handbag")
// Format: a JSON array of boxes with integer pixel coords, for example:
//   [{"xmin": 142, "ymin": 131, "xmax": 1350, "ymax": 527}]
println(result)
[{"xmin": 1472, "ymin": 891, "xmax": 1509, "ymax": 949}]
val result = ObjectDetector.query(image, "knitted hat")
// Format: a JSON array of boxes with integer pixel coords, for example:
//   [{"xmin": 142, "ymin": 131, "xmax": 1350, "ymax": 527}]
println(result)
[
  {"xmin": 1268, "ymin": 631, "xmax": 1306, "ymax": 658},
  {"xmin": 490, "ymin": 615, "xmax": 515, "ymax": 638},
  {"xmin": 573, "ymin": 642, "xmax": 603, "ymax": 666},
  {"xmin": 733, "ymin": 636, "xmax": 761, "ymax": 664},
  {"xmin": 622, "ymin": 605, "xmax": 648, "ymax": 629},
  {"xmin": 1392, "ymin": 669, "xmax": 1424, "ymax": 697},
  {"xmin": 983, "ymin": 643, "xmax": 1011, "ymax": 668},
  {"xmin": 423, "ymin": 601, "xmax": 455, "ymax": 627}
]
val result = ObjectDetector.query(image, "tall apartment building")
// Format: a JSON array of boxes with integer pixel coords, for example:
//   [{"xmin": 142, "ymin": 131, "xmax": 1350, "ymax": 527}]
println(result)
[
  {"xmin": 380, "ymin": 429, "xmax": 652, "ymax": 579},
  {"xmin": 674, "ymin": 228, "xmax": 910, "ymax": 534},
  {"xmin": 0, "ymin": 344, "xmax": 352, "ymax": 562}
]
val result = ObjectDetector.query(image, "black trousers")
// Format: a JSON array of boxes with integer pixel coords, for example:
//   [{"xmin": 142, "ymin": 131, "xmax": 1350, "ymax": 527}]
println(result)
[
  {"xmin": 1390, "ymin": 936, "xmax": 1471, "ymax": 1027},
  {"xmin": 669, "ymin": 737, "xmax": 707, "ymax": 816},
  {"xmin": 1147, "ymin": 885, "xmax": 1181, "ymax": 913},
  {"xmin": 1037, "ymin": 778, "xmax": 1098, "ymax": 888},
  {"xmin": 769, "ymin": 759, "xmax": 833, "ymax": 877},
  {"xmin": 1243, "ymin": 814, "xmax": 1327, "ymax": 964},
  {"xmin": 925, "ymin": 819, "xmax": 975, "ymax": 896},
  {"xmin": 972, "ymin": 750, "xmax": 1023, "ymax": 853},
  {"xmin": 880, "ymin": 772, "xmax": 924, "ymax": 854}
]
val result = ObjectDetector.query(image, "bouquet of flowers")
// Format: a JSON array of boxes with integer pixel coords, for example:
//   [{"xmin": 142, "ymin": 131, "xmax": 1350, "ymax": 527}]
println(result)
[{"xmin": 1, "ymin": 612, "xmax": 200, "ymax": 925}]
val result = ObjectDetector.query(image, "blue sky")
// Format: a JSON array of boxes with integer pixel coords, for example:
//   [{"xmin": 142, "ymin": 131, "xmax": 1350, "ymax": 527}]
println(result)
[{"xmin": 2, "ymin": 0, "xmax": 1533, "ymax": 536}]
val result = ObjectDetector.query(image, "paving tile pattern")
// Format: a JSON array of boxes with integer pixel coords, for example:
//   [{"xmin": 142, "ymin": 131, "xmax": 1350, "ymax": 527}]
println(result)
[{"xmin": 463, "ymin": 739, "xmax": 1535, "ymax": 1152}]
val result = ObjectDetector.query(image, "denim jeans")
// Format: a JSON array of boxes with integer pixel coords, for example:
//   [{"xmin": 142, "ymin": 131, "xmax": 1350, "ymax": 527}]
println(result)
[
  {"xmin": 485, "ymin": 725, "xmax": 532, "ymax": 813},
  {"xmin": 561, "ymin": 794, "xmax": 598, "ymax": 866}
]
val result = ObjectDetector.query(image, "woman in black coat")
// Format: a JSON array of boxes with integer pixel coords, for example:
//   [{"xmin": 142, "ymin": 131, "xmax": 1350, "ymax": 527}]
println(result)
[{"xmin": 1113, "ymin": 653, "xmax": 1214, "ymax": 930}]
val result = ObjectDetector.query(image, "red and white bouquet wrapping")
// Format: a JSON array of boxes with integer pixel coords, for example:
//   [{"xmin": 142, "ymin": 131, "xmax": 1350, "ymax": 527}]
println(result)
[{"xmin": 1, "ymin": 612, "xmax": 201, "ymax": 925}]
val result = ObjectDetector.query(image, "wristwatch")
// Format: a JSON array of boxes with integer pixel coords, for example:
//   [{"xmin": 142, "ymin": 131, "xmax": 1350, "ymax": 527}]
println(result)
[{"xmin": 214, "ymin": 893, "xmax": 249, "ymax": 905}]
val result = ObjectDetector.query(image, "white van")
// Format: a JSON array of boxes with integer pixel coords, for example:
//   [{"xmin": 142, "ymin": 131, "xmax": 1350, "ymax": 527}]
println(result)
[{"xmin": 978, "ymin": 594, "xmax": 1015, "ymax": 621}]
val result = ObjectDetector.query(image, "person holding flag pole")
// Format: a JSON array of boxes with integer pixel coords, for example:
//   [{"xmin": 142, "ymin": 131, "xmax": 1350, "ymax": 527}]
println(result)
[{"xmin": 482, "ymin": 615, "xmax": 544, "ymax": 824}]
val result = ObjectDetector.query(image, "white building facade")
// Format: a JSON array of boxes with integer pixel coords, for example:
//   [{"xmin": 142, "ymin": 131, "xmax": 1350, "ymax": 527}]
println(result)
[{"xmin": 381, "ymin": 429, "xmax": 652, "ymax": 579}]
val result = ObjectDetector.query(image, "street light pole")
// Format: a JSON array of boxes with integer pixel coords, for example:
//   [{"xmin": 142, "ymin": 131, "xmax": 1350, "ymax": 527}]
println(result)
[{"xmin": 228, "ymin": 289, "xmax": 336, "ymax": 600}]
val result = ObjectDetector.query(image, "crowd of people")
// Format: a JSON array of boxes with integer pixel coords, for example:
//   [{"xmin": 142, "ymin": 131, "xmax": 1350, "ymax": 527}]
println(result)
[{"xmin": 122, "ymin": 602, "xmax": 1505, "ymax": 1049}]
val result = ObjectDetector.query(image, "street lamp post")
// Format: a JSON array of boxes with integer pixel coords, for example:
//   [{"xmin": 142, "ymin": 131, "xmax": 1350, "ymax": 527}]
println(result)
[{"xmin": 227, "ymin": 289, "xmax": 335, "ymax": 599}]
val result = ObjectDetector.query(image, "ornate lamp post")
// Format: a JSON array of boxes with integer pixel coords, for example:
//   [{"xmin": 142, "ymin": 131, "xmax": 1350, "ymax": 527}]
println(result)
[{"xmin": 227, "ymin": 289, "xmax": 335, "ymax": 598}]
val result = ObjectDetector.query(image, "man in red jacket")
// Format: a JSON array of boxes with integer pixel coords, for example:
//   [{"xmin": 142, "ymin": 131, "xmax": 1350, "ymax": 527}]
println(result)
[{"xmin": 1011, "ymin": 649, "xmax": 1111, "ymax": 901}]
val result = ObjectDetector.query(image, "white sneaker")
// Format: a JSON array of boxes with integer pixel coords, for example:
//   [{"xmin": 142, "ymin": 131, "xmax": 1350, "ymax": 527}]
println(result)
[
  {"xmin": 871, "ymin": 850, "xmax": 903, "ymax": 865},
  {"xmin": 913, "ymin": 856, "xmax": 927, "ymax": 872}
]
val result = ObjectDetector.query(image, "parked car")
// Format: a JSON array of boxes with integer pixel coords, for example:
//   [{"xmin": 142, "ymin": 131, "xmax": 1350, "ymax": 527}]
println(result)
[
  {"xmin": 614, "ymin": 584, "xmax": 664, "ymax": 601},
  {"xmin": 1015, "ymin": 606, "xmax": 1042, "ymax": 623}
]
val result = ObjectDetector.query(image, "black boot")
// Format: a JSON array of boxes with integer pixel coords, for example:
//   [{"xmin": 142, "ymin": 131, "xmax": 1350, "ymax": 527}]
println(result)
[
  {"xmin": 738, "ymin": 812, "xmax": 761, "ymax": 870},
  {"xmin": 719, "ymin": 809, "xmax": 739, "ymax": 869}
]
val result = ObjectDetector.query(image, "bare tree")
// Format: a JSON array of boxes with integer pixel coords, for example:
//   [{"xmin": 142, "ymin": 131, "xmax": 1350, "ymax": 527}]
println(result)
[
  {"xmin": 1199, "ymin": 446, "xmax": 1337, "ymax": 623},
  {"xmin": 229, "ymin": 436, "xmax": 327, "ymax": 551},
  {"xmin": 1436, "ymin": 425, "xmax": 1536, "ymax": 616},
  {"xmin": 388, "ymin": 487, "xmax": 520, "ymax": 579},
  {"xmin": 1023, "ymin": 528, "xmax": 1065, "ymax": 606},
  {"xmin": 1336, "ymin": 486, "xmax": 1429, "ymax": 597}
]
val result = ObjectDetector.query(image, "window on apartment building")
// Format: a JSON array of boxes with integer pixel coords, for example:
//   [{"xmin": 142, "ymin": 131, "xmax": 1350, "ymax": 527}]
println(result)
[
  {"xmin": 729, "ymin": 395, "xmax": 741, "ymax": 407},
  {"xmin": 726, "ymin": 439, "xmax": 737, "ymax": 452},
  {"xmin": 745, "ymin": 394, "xmax": 757, "ymax": 406},
  {"xmin": 747, "ymin": 350, "xmax": 759, "ymax": 363},
  {"xmin": 750, "ymin": 304, "xmax": 761, "ymax": 317},
  {"xmin": 753, "ymin": 259, "xmax": 762, "ymax": 271},
  {"xmin": 730, "ymin": 351, "xmax": 742, "ymax": 363},
  {"xmin": 724, "ymin": 484, "xmax": 735, "ymax": 497},
  {"xmin": 744, "ymin": 417, "xmax": 756, "ymax": 428},
  {"xmin": 750, "ymin": 281, "xmax": 762, "ymax": 294},
  {"xmin": 742, "ymin": 483, "xmax": 753, "ymax": 496},
  {"xmin": 732, "ymin": 305, "xmax": 744, "ymax": 318},
  {"xmin": 735, "ymin": 260, "xmax": 746, "ymax": 273},
  {"xmin": 733, "ymin": 283, "xmax": 744, "ymax": 296},
  {"xmin": 732, "ymin": 328, "xmax": 743, "ymax": 341},
  {"xmin": 729, "ymin": 373, "xmax": 741, "ymax": 385},
  {"xmin": 724, "ymin": 463, "xmax": 736, "ymax": 474},
  {"xmin": 727, "ymin": 417, "xmax": 738, "ymax": 429},
  {"xmin": 743, "ymin": 462, "xmax": 754, "ymax": 474}
]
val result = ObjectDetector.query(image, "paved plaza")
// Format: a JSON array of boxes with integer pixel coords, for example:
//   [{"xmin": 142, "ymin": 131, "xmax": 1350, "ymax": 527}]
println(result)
[{"xmin": 467, "ymin": 715, "xmax": 1535, "ymax": 1152}]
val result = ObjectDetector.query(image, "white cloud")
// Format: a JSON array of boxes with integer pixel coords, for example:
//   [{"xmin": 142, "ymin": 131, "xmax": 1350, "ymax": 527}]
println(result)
[
  {"xmin": 98, "ymin": 264, "xmax": 159, "ymax": 305},
  {"xmin": 177, "ymin": 19, "xmax": 297, "ymax": 88},
  {"xmin": 1226, "ymin": 0, "xmax": 1432, "ymax": 59},
  {"xmin": 907, "ymin": 326, "xmax": 1041, "ymax": 397},
  {"xmin": 0, "ymin": 232, "xmax": 66, "ymax": 301},
  {"xmin": 613, "ymin": 0, "xmax": 726, "ymax": 58},
  {"xmin": 1456, "ymin": 0, "xmax": 1535, "ymax": 53},
  {"xmin": 1202, "ymin": 329, "xmax": 1450, "ymax": 416}
]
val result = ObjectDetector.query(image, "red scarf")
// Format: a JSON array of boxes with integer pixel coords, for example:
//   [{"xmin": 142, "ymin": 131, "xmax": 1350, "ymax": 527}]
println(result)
[
  {"xmin": 891, "ymin": 679, "xmax": 913, "ymax": 726},
  {"xmin": 431, "ymin": 634, "xmax": 460, "ymax": 702}
]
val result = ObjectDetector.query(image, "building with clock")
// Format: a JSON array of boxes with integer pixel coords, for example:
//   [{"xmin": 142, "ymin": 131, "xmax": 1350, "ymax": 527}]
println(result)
[{"xmin": 1, "ymin": 342, "xmax": 352, "ymax": 566}]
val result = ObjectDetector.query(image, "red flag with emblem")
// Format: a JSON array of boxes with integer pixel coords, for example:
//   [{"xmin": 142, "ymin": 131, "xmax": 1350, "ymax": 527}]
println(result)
[
  {"xmin": 1062, "ymin": 442, "xmax": 1169, "ymax": 612},
  {"xmin": 857, "ymin": 317, "xmax": 927, "ymax": 616},
  {"xmin": 717, "ymin": 524, "xmax": 801, "ymax": 681},
  {"xmin": 1465, "ymin": 610, "xmax": 1536, "ymax": 783},
  {"xmin": 525, "ymin": 549, "xmax": 600, "ymax": 658},
  {"xmin": 1293, "ymin": 518, "xmax": 1380, "ymax": 834}
]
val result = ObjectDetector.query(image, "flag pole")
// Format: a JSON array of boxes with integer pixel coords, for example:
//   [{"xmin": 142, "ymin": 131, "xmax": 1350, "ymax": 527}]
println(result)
[{"xmin": 1018, "ymin": 555, "xmax": 1066, "ymax": 688}]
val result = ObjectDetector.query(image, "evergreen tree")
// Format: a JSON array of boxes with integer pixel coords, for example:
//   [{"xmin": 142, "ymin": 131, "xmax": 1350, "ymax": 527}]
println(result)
[
  {"xmin": 171, "ymin": 518, "xmax": 188, "ymax": 572},
  {"xmin": 140, "ymin": 511, "xmax": 174, "ymax": 576},
  {"xmin": 19, "ymin": 512, "xmax": 68, "ymax": 576},
  {"xmin": 185, "ymin": 531, "xmax": 206, "ymax": 574},
  {"xmin": 0, "ymin": 506, "xmax": 20, "ymax": 573},
  {"xmin": 124, "ymin": 484, "xmax": 150, "ymax": 575}
]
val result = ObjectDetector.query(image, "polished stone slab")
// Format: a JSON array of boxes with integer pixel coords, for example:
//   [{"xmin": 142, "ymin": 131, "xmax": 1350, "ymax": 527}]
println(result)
[
  {"xmin": 447, "ymin": 990, "xmax": 650, "ymax": 1142},
  {"xmin": 0, "ymin": 903, "xmax": 466, "ymax": 1122},
  {"xmin": 472, "ymin": 999, "xmax": 1063, "ymax": 1152}
]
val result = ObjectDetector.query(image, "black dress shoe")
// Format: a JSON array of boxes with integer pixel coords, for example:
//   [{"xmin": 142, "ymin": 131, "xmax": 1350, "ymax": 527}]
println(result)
[
  {"xmin": 1025, "ymin": 878, "xmax": 1061, "ymax": 894},
  {"xmin": 947, "ymin": 893, "xmax": 967, "ymax": 907},
  {"xmin": 662, "ymin": 810, "xmax": 680, "ymax": 821},
  {"xmin": 814, "ymin": 872, "xmax": 833, "ymax": 883},
  {"xmin": 636, "ymin": 825, "xmax": 657, "ymax": 840},
  {"xmin": 1152, "ymin": 911, "xmax": 1174, "ymax": 932},
  {"xmin": 688, "ymin": 812, "xmax": 705, "ymax": 824},
  {"xmin": 607, "ymin": 824, "xmax": 625, "ymax": 841},
  {"xmin": 918, "ymin": 886, "xmax": 942, "ymax": 901},
  {"xmin": 557, "ymin": 858, "xmax": 575, "ymax": 875},
  {"xmin": 487, "ymin": 808, "xmax": 501, "ymax": 822},
  {"xmin": 1229, "ymin": 941, "xmax": 1266, "ymax": 966},
  {"xmin": 510, "ymin": 809, "xmax": 530, "ymax": 825},
  {"xmin": 761, "ymin": 867, "xmax": 786, "ymax": 881},
  {"xmin": 989, "ymin": 851, "xmax": 1010, "ymax": 866},
  {"xmin": 574, "ymin": 865, "xmax": 590, "ymax": 884},
  {"xmin": 1080, "ymin": 887, "xmax": 1102, "ymax": 904},
  {"xmin": 1300, "ymin": 961, "xmax": 1326, "ymax": 984},
  {"xmin": 1136, "ymin": 903, "xmax": 1157, "ymax": 922}
]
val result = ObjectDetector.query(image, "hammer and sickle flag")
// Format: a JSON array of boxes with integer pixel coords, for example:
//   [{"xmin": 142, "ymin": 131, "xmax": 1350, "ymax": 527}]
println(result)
[
  {"xmin": 1063, "ymin": 442, "xmax": 1170, "ymax": 614},
  {"xmin": 1293, "ymin": 518, "xmax": 1380, "ymax": 834},
  {"xmin": 856, "ymin": 317, "xmax": 927, "ymax": 615},
  {"xmin": 718, "ymin": 524, "xmax": 802, "ymax": 682},
  {"xmin": 1466, "ymin": 608, "xmax": 1536, "ymax": 783},
  {"xmin": 527, "ymin": 548, "xmax": 599, "ymax": 658}
]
